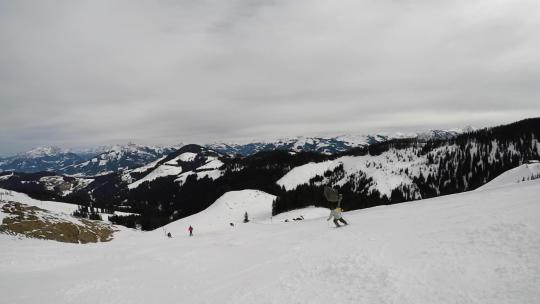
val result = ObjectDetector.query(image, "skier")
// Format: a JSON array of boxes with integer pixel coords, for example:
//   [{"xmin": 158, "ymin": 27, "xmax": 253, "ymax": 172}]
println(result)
[
  {"xmin": 167, "ymin": 232, "xmax": 172, "ymax": 238},
  {"xmin": 327, "ymin": 207, "xmax": 348, "ymax": 227},
  {"xmin": 188, "ymin": 225, "xmax": 193, "ymax": 237}
]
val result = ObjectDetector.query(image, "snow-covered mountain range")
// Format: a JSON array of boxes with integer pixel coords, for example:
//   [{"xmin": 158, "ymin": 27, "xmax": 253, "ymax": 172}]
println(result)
[
  {"xmin": 60, "ymin": 143, "xmax": 182, "ymax": 176},
  {"xmin": 207, "ymin": 127, "xmax": 474, "ymax": 156},
  {"xmin": 0, "ymin": 143, "xmax": 181, "ymax": 176},
  {"xmin": 0, "ymin": 118, "xmax": 536, "ymax": 231},
  {"xmin": 0, "ymin": 127, "xmax": 474, "ymax": 176},
  {"xmin": 1, "ymin": 163, "xmax": 539, "ymax": 303},
  {"xmin": 0, "ymin": 147, "xmax": 83, "ymax": 174}
]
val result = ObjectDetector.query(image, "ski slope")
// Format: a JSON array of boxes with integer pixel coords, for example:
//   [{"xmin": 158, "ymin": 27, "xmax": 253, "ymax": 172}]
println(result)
[
  {"xmin": 160, "ymin": 190, "xmax": 330, "ymax": 234},
  {"xmin": 161, "ymin": 190, "xmax": 276, "ymax": 233},
  {"xmin": 1, "ymin": 179, "xmax": 540, "ymax": 303}
]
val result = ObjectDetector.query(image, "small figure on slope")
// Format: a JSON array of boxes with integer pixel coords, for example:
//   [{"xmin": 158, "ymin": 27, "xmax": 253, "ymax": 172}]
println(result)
[
  {"xmin": 324, "ymin": 186, "xmax": 349, "ymax": 228},
  {"xmin": 243, "ymin": 211, "xmax": 250, "ymax": 223},
  {"xmin": 188, "ymin": 225, "xmax": 193, "ymax": 237},
  {"xmin": 167, "ymin": 232, "xmax": 172, "ymax": 238}
]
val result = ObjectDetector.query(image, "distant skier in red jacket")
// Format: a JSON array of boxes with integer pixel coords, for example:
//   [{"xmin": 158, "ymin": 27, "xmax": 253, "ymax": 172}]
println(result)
[{"xmin": 188, "ymin": 225, "xmax": 193, "ymax": 237}]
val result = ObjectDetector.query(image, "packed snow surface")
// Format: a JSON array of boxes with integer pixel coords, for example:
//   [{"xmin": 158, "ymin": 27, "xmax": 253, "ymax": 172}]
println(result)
[{"xmin": 2, "ymin": 181, "xmax": 540, "ymax": 303}]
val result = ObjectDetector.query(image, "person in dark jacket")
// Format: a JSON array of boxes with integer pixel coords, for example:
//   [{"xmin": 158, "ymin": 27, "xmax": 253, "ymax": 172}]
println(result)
[{"xmin": 188, "ymin": 225, "xmax": 193, "ymax": 237}]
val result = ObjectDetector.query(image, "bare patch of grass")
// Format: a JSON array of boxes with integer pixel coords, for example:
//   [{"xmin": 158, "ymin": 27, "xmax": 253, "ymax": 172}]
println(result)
[{"xmin": 0, "ymin": 201, "xmax": 114, "ymax": 243}]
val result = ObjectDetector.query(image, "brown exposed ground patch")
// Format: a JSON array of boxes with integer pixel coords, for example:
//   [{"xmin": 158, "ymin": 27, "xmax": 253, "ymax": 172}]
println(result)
[{"xmin": 0, "ymin": 201, "xmax": 114, "ymax": 243}]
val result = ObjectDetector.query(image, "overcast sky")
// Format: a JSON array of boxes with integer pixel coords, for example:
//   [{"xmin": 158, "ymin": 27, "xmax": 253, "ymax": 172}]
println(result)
[{"xmin": 1, "ymin": 0, "xmax": 539, "ymax": 155}]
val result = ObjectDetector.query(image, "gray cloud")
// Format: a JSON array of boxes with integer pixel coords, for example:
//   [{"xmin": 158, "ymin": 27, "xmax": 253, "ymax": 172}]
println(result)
[{"xmin": 1, "ymin": 0, "xmax": 540, "ymax": 155}]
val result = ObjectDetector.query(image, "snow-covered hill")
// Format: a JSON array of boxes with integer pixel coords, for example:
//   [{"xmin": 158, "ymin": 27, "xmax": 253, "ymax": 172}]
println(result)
[
  {"xmin": 276, "ymin": 145, "xmax": 455, "ymax": 199},
  {"xmin": 0, "ymin": 188, "xmax": 121, "ymax": 243},
  {"xmin": 160, "ymin": 189, "xmax": 328, "ymax": 233},
  {"xmin": 1, "ymin": 177, "xmax": 539, "ymax": 303},
  {"xmin": 0, "ymin": 188, "xmax": 133, "ymax": 223},
  {"xmin": 477, "ymin": 161, "xmax": 540, "ymax": 191},
  {"xmin": 124, "ymin": 144, "xmax": 227, "ymax": 190},
  {"xmin": 160, "ymin": 190, "xmax": 276, "ymax": 233}
]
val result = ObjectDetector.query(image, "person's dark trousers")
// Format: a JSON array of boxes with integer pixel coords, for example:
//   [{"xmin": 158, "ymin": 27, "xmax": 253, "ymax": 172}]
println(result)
[{"xmin": 334, "ymin": 218, "xmax": 348, "ymax": 227}]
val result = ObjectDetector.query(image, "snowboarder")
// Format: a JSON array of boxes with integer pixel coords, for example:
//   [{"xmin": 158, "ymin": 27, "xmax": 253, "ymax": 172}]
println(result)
[
  {"xmin": 243, "ymin": 211, "xmax": 249, "ymax": 223},
  {"xmin": 327, "ymin": 207, "xmax": 348, "ymax": 227},
  {"xmin": 188, "ymin": 225, "xmax": 193, "ymax": 237},
  {"xmin": 167, "ymin": 232, "xmax": 172, "ymax": 238},
  {"xmin": 323, "ymin": 186, "xmax": 348, "ymax": 227}
]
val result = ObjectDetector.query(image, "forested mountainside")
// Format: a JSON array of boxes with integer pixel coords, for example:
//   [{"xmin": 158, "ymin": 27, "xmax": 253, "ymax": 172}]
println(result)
[
  {"xmin": 274, "ymin": 118, "xmax": 540, "ymax": 213},
  {"xmin": 0, "ymin": 118, "xmax": 538, "ymax": 230}
]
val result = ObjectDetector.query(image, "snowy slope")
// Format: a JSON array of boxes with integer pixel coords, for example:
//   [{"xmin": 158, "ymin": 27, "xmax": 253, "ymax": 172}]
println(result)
[
  {"xmin": 161, "ymin": 189, "xmax": 329, "ymax": 232},
  {"xmin": 1, "ymin": 180, "xmax": 540, "ymax": 303},
  {"xmin": 477, "ymin": 162, "xmax": 540, "ymax": 191},
  {"xmin": 161, "ymin": 190, "xmax": 277, "ymax": 233},
  {"xmin": 127, "ymin": 165, "xmax": 183, "ymax": 189},
  {"xmin": 0, "ymin": 188, "xmax": 80, "ymax": 215},
  {"xmin": 0, "ymin": 188, "xmax": 133, "ymax": 222},
  {"xmin": 126, "ymin": 145, "xmax": 226, "ymax": 190},
  {"xmin": 0, "ymin": 188, "xmax": 130, "ymax": 243},
  {"xmin": 276, "ymin": 146, "xmax": 454, "ymax": 198}
]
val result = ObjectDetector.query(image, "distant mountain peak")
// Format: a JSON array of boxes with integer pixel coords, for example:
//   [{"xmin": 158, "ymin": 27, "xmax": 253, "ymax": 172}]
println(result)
[
  {"xmin": 462, "ymin": 125, "xmax": 475, "ymax": 133},
  {"xmin": 22, "ymin": 146, "xmax": 68, "ymax": 158}
]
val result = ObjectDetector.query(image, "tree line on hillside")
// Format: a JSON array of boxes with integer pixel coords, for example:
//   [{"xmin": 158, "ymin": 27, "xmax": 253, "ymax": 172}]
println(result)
[
  {"xmin": 272, "ymin": 118, "xmax": 540, "ymax": 213},
  {"xmin": 109, "ymin": 150, "xmax": 333, "ymax": 229}
]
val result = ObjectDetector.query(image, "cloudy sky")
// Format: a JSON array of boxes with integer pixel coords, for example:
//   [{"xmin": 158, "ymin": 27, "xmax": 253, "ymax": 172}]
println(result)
[{"xmin": 1, "ymin": 0, "xmax": 539, "ymax": 155}]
